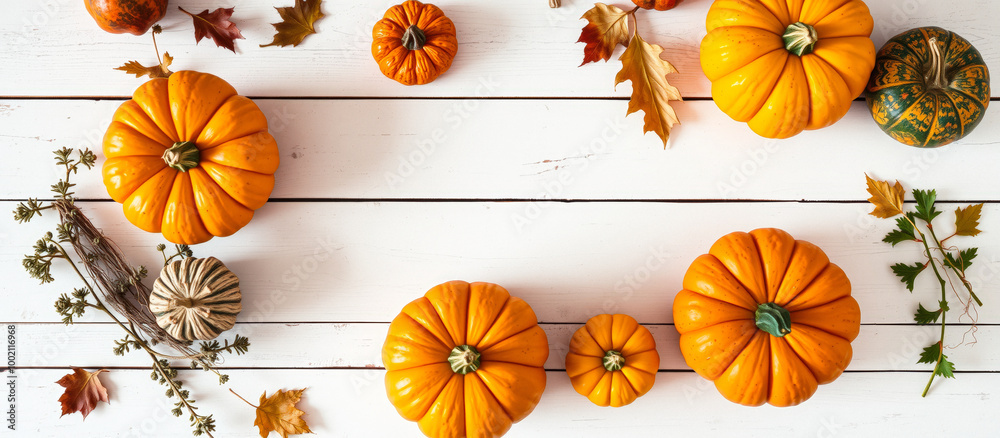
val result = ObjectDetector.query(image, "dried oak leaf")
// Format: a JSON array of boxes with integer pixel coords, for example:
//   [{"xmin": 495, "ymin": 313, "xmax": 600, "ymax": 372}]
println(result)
[
  {"xmin": 254, "ymin": 389, "xmax": 312, "ymax": 438},
  {"xmin": 615, "ymin": 32, "xmax": 682, "ymax": 147},
  {"xmin": 578, "ymin": 3, "xmax": 630, "ymax": 65},
  {"xmin": 179, "ymin": 6, "xmax": 244, "ymax": 53},
  {"xmin": 865, "ymin": 174, "xmax": 905, "ymax": 219},
  {"xmin": 955, "ymin": 203, "xmax": 984, "ymax": 236},
  {"xmin": 56, "ymin": 368, "xmax": 110, "ymax": 420},
  {"xmin": 114, "ymin": 52, "xmax": 173, "ymax": 79},
  {"xmin": 261, "ymin": 0, "xmax": 325, "ymax": 48}
]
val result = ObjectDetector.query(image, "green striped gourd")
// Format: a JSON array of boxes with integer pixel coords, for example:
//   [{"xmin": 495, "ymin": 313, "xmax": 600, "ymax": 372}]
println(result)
[
  {"xmin": 866, "ymin": 27, "xmax": 990, "ymax": 147},
  {"xmin": 150, "ymin": 257, "xmax": 242, "ymax": 341}
]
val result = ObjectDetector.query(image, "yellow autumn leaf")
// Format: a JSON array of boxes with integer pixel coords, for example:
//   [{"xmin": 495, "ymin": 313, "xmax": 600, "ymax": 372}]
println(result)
[
  {"xmin": 615, "ymin": 31, "xmax": 682, "ymax": 147},
  {"xmin": 955, "ymin": 203, "xmax": 984, "ymax": 236},
  {"xmin": 578, "ymin": 3, "xmax": 630, "ymax": 65},
  {"xmin": 865, "ymin": 174, "xmax": 905, "ymax": 218},
  {"xmin": 114, "ymin": 52, "xmax": 173, "ymax": 79}
]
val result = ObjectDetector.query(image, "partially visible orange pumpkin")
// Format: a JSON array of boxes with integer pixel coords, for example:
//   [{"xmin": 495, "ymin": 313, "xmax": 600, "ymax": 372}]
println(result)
[
  {"xmin": 566, "ymin": 314, "xmax": 659, "ymax": 407},
  {"xmin": 383, "ymin": 281, "xmax": 549, "ymax": 437},
  {"xmin": 372, "ymin": 0, "xmax": 458, "ymax": 86},
  {"xmin": 84, "ymin": 0, "xmax": 167, "ymax": 35},
  {"xmin": 673, "ymin": 228, "xmax": 860, "ymax": 407},
  {"xmin": 102, "ymin": 71, "xmax": 279, "ymax": 245},
  {"xmin": 632, "ymin": 0, "xmax": 681, "ymax": 11}
]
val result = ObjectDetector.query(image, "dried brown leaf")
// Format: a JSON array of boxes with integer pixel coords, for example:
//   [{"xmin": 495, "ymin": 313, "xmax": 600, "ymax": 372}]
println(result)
[
  {"xmin": 114, "ymin": 52, "xmax": 173, "ymax": 79},
  {"xmin": 56, "ymin": 368, "xmax": 110, "ymax": 420},
  {"xmin": 615, "ymin": 31, "xmax": 682, "ymax": 146},
  {"xmin": 865, "ymin": 174, "xmax": 905, "ymax": 218},
  {"xmin": 578, "ymin": 3, "xmax": 630, "ymax": 65},
  {"xmin": 254, "ymin": 389, "xmax": 312, "ymax": 438},
  {"xmin": 261, "ymin": 0, "xmax": 325, "ymax": 48},
  {"xmin": 179, "ymin": 6, "xmax": 244, "ymax": 53},
  {"xmin": 955, "ymin": 203, "xmax": 984, "ymax": 236}
]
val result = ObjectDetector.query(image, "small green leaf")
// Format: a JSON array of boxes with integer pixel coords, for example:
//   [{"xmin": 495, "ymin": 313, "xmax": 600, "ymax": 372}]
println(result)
[
  {"xmin": 918, "ymin": 343, "xmax": 941, "ymax": 364},
  {"xmin": 914, "ymin": 303, "xmax": 942, "ymax": 325},
  {"xmin": 944, "ymin": 247, "xmax": 978, "ymax": 272},
  {"xmin": 936, "ymin": 355, "xmax": 956, "ymax": 378},
  {"xmin": 883, "ymin": 216, "xmax": 918, "ymax": 246},
  {"xmin": 892, "ymin": 262, "xmax": 926, "ymax": 292},
  {"xmin": 912, "ymin": 189, "xmax": 942, "ymax": 223}
]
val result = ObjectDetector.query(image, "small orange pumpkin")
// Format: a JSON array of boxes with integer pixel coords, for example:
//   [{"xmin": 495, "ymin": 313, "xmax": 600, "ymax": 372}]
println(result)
[
  {"xmin": 84, "ymin": 0, "xmax": 167, "ymax": 35},
  {"xmin": 566, "ymin": 314, "xmax": 659, "ymax": 407},
  {"xmin": 372, "ymin": 0, "xmax": 458, "ymax": 86},
  {"xmin": 632, "ymin": 0, "xmax": 681, "ymax": 11},
  {"xmin": 673, "ymin": 228, "xmax": 860, "ymax": 407},
  {"xmin": 383, "ymin": 281, "xmax": 549, "ymax": 437},
  {"xmin": 102, "ymin": 71, "xmax": 279, "ymax": 245}
]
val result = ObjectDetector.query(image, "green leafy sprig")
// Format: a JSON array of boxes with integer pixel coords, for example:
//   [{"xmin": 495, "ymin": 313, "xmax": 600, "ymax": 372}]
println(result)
[
  {"xmin": 865, "ymin": 175, "xmax": 984, "ymax": 396},
  {"xmin": 14, "ymin": 149, "xmax": 251, "ymax": 437}
]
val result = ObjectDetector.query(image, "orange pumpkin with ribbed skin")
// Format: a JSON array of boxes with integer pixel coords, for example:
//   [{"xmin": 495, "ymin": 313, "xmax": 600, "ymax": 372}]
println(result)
[
  {"xmin": 372, "ymin": 1, "xmax": 458, "ymax": 86},
  {"xmin": 566, "ymin": 314, "xmax": 659, "ymax": 407},
  {"xmin": 84, "ymin": 0, "xmax": 167, "ymax": 35},
  {"xmin": 632, "ymin": 0, "xmax": 680, "ymax": 11},
  {"xmin": 700, "ymin": 0, "xmax": 876, "ymax": 138},
  {"xmin": 102, "ymin": 71, "xmax": 279, "ymax": 245},
  {"xmin": 383, "ymin": 281, "xmax": 549, "ymax": 437},
  {"xmin": 673, "ymin": 228, "xmax": 860, "ymax": 407}
]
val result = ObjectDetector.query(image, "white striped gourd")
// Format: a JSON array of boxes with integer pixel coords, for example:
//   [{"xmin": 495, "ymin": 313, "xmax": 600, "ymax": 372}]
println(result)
[{"xmin": 150, "ymin": 257, "xmax": 242, "ymax": 341}]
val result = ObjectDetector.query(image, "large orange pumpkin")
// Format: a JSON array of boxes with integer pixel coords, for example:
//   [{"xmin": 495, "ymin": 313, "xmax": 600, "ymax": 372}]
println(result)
[
  {"xmin": 700, "ymin": 0, "xmax": 876, "ymax": 138},
  {"xmin": 372, "ymin": 0, "xmax": 458, "ymax": 86},
  {"xmin": 382, "ymin": 281, "xmax": 549, "ymax": 437},
  {"xmin": 673, "ymin": 228, "xmax": 860, "ymax": 407},
  {"xmin": 565, "ymin": 314, "xmax": 659, "ymax": 407},
  {"xmin": 102, "ymin": 71, "xmax": 279, "ymax": 245}
]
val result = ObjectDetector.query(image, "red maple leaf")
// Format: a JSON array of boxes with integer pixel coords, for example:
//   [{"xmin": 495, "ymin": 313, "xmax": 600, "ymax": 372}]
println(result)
[{"xmin": 179, "ymin": 6, "xmax": 245, "ymax": 53}]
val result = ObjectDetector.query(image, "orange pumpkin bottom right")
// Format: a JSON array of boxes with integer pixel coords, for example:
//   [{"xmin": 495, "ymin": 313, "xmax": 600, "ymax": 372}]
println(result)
[{"xmin": 672, "ymin": 228, "xmax": 861, "ymax": 407}]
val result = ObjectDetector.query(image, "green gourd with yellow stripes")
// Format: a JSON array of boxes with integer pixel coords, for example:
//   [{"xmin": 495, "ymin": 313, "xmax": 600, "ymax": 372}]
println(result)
[{"xmin": 866, "ymin": 27, "xmax": 990, "ymax": 148}]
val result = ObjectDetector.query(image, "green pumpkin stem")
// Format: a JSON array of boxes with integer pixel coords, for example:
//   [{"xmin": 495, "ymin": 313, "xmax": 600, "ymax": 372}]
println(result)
[
  {"xmin": 603, "ymin": 350, "xmax": 626, "ymax": 372},
  {"xmin": 755, "ymin": 302, "xmax": 793, "ymax": 337},
  {"xmin": 926, "ymin": 37, "xmax": 948, "ymax": 89},
  {"xmin": 162, "ymin": 141, "xmax": 200, "ymax": 172},
  {"xmin": 783, "ymin": 22, "xmax": 819, "ymax": 56},
  {"xmin": 448, "ymin": 345, "xmax": 481, "ymax": 374},
  {"xmin": 402, "ymin": 24, "xmax": 427, "ymax": 51}
]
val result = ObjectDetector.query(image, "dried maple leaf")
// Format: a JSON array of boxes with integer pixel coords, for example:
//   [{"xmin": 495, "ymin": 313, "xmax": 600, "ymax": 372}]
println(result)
[
  {"xmin": 865, "ymin": 174, "xmax": 905, "ymax": 219},
  {"xmin": 56, "ymin": 368, "xmax": 110, "ymax": 420},
  {"xmin": 234, "ymin": 388, "xmax": 312, "ymax": 438},
  {"xmin": 578, "ymin": 3, "xmax": 630, "ymax": 65},
  {"xmin": 114, "ymin": 52, "xmax": 173, "ymax": 79},
  {"xmin": 615, "ymin": 31, "xmax": 682, "ymax": 147},
  {"xmin": 261, "ymin": 0, "xmax": 325, "ymax": 48},
  {"xmin": 955, "ymin": 203, "xmax": 984, "ymax": 236},
  {"xmin": 178, "ymin": 6, "xmax": 244, "ymax": 53}
]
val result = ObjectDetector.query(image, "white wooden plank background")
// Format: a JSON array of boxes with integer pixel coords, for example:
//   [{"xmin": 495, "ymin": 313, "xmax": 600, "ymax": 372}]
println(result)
[{"xmin": 2, "ymin": 0, "xmax": 998, "ymax": 437}]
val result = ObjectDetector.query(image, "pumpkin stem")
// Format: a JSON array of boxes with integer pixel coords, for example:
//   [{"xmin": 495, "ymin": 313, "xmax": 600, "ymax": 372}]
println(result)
[
  {"xmin": 168, "ymin": 297, "xmax": 211, "ymax": 319},
  {"xmin": 603, "ymin": 350, "xmax": 626, "ymax": 372},
  {"xmin": 926, "ymin": 37, "xmax": 948, "ymax": 89},
  {"xmin": 783, "ymin": 22, "xmax": 819, "ymax": 56},
  {"xmin": 162, "ymin": 141, "xmax": 200, "ymax": 172},
  {"xmin": 755, "ymin": 302, "xmax": 792, "ymax": 337},
  {"xmin": 402, "ymin": 24, "xmax": 427, "ymax": 51},
  {"xmin": 448, "ymin": 345, "xmax": 481, "ymax": 374}
]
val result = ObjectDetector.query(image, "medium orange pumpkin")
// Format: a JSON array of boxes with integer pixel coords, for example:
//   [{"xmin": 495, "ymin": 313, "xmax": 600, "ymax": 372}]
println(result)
[
  {"xmin": 383, "ymin": 281, "xmax": 549, "ymax": 437},
  {"xmin": 673, "ymin": 228, "xmax": 860, "ymax": 407},
  {"xmin": 566, "ymin": 314, "xmax": 659, "ymax": 407},
  {"xmin": 84, "ymin": 0, "xmax": 167, "ymax": 35},
  {"xmin": 102, "ymin": 71, "xmax": 279, "ymax": 245},
  {"xmin": 700, "ymin": 0, "xmax": 876, "ymax": 138},
  {"xmin": 372, "ymin": 0, "xmax": 458, "ymax": 86}
]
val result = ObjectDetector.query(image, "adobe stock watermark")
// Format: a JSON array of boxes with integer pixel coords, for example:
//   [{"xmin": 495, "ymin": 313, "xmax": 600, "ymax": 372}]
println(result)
[
  {"xmin": 384, "ymin": 76, "xmax": 501, "ymax": 189},
  {"xmin": 602, "ymin": 244, "xmax": 672, "ymax": 314},
  {"xmin": 874, "ymin": 0, "xmax": 933, "ymax": 41},
  {"xmin": 12, "ymin": 0, "xmax": 72, "ymax": 44},
  {"xmin": 511, "ymin": 115, "xmax": 628, "ymax": 232},
  {"xmin": 716, "ymin": 139, "xmax": 781, "ymax": 197},
  {"xmin": 6, "ymin": 324, "xmax": 15, "ymax": 431}
]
